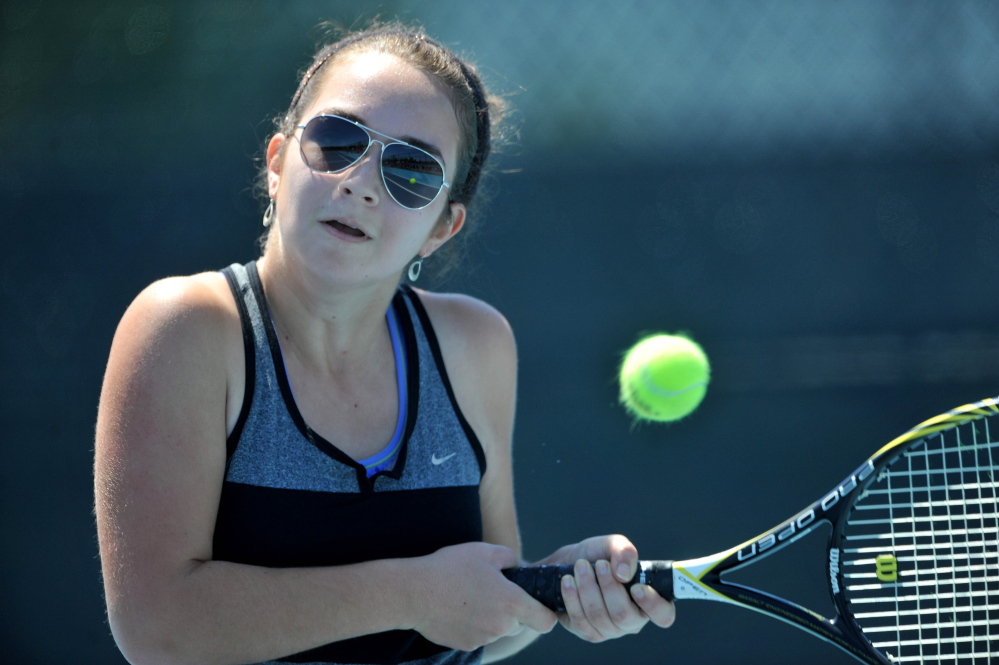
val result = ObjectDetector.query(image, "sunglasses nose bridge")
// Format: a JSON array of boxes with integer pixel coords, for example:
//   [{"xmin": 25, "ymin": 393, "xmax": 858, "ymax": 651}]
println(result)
[
  {"xmin": 366, "ymin": 138, "xmax": 388, "ymax": 160},
  {"xmin": 329, "ymin": 136, "xmax": 389, "ymax": 208},
  {"xmin": 336, "ymin": 134, "xmax": 382, "ymax": 176}
]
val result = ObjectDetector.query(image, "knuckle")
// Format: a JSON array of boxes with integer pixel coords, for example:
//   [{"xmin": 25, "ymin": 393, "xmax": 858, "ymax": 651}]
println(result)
[
  {"xmin": 483, "ymin": 621, "xmax": 507, "ymax": 642},
  {"xmin": 586, "ymin": 629, "xmax": 607, "ymax": 643},
  {"xmin": 579, "ymin": 567, "xmax": 599, "ymax": 590},
  {"xmin": 610, "ymin": 533, "xmax": 633, "ymax": 549},
  {"xmin": 585, "ymin": 613, "xmax": 613, "ymax": 634},
  {"xmin": 574, "ymin": 623, "xmax": 597, "ymax": 642},
  {"xmin": 566, "ymin": 606, "xmax": 588, "ymax": 627},
  {"xmin": 609, "ymin": 606, "xmax": 632, "ymax": 625},
  {"xmin": 582, "ymin": 596, "xmax": 606, "ymax": 619}
]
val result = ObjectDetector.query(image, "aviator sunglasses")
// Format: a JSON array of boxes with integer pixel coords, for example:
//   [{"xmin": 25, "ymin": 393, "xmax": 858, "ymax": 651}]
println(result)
[{"xmin": 296, "ymin": 114, "xmax": 451, "ymax": 210}]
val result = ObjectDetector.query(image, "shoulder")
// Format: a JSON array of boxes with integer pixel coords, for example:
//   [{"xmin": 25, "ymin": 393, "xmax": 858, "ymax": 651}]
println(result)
[
  {"xmin": 126, "ymin": 271, "xmax": 234, "ymax": 322},
  {"xmin": 109, "ymin": 271, "xmax": 240, "ymax": 382},
  {"xmin": 98, "ymin": 270, "xmax": 245, "ymax": 459},
  {"xmin": 122, "ymin": 272, "xmax": 235, "ymax": 333},
  {"xmin": 410, "ymin": 288, "xmax": 516, "ymax": 370},
  {"xmin": 410, "ymin": 289, "xmax": 517, "ymax": 459}
]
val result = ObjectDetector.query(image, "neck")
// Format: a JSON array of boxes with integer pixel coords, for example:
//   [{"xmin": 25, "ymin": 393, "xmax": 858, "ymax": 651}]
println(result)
[{"xmin": 256, "ymin": 251, "xmax": 402, "ymax": 377}]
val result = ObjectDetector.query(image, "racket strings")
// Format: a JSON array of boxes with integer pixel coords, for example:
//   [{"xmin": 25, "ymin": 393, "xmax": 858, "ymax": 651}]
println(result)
[{"xmin": 839, "ymin": 419, "xmax": 999, "ymax": 663}]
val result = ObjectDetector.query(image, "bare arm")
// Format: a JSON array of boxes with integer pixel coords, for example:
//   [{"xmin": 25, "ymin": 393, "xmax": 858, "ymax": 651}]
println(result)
[
  {"xmin": 418, "ymin": 291, "xmax": 548, "ymax": 662},
  {"xmin": 421, "ymin": 291, "xmax": 675, "ymax": 661},
  {"xmin": 94, "ymin": 277, "xmax": 553, "ymax": 665}
]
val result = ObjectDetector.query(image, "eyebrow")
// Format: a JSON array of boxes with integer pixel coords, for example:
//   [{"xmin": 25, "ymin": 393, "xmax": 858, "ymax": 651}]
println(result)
[{"xmin": 313, "ymin": 108, "xmax": 445, "ymax": 162}]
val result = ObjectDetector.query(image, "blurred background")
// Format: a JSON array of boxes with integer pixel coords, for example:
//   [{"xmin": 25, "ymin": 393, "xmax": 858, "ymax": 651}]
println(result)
[{"xmin": 2, "ymin": 1, "xmax": 999, "ymax": 663}]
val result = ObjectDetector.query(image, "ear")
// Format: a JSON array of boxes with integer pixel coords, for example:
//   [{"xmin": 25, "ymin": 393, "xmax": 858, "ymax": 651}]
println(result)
[
  {"xmin": 420, "ymin": 201, "xmax": 466, "ymax": 257},
  {"xmin": 266, "ymin": 134, "xmax": 287, "ymax": 199}
]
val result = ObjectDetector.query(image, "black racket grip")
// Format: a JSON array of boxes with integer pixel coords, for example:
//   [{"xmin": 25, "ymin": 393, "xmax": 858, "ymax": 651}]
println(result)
[{"xmin": 502, "ymin": 561, "xmax": 674, "ymax": 612}]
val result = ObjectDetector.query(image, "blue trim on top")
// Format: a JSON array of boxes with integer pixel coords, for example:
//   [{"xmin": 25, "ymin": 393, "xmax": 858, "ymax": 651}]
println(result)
[
  {"xmin": 268, "ymin": 302, "xmax": 407, "ymax": 478},
  {"xmin": 245, "ymin": 259, "xmax": 417, "ymax": 493},
  {"xmin": 358, "ymin": 304, "xmax": 407, "ymax": 476}
]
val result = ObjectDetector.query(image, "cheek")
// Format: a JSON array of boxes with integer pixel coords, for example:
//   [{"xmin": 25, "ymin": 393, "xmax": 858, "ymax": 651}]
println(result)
[
  {"xmin": 388, "ymin": 212, "xmax": 442, "ymax": 255},
  {"xmin": 279, "ymin": 165, "xmax": 325, "ymax": 209}
]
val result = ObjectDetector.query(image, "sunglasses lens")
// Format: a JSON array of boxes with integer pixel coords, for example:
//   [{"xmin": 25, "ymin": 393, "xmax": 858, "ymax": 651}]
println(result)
[
  {"xmin": 299, "ymin": 116, "xmax": 446, "ymax": 210},
  {"xmin": 381, "ymin": 144, "xmax": 445, "ymax": 209},
  {"xmin": 300, "ymin": 116, "xmax": 369, "ymax": 172}
]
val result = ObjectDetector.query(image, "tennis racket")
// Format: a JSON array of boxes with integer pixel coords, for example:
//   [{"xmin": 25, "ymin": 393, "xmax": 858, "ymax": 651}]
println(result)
[{"xmin": 504, "ymin": 397, "xmax": 999, "ymax": 664}]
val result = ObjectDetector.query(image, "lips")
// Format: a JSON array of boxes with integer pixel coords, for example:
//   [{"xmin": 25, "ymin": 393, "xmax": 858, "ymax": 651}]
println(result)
[{"xmin": 324, "ymin": 219, "xmax": 366, "ymax": 238}]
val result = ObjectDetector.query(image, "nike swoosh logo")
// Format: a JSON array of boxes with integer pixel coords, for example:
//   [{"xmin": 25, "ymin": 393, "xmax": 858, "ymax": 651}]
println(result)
[{"xmin": 431, "ymin": 452, "xmax": 457, "ymax": 465}]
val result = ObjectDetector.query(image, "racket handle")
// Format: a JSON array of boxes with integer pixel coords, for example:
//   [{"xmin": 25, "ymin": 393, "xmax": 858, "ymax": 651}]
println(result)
[{"xmin": 503, "ymin": 560, "xmax": 674, "ymax": 612}]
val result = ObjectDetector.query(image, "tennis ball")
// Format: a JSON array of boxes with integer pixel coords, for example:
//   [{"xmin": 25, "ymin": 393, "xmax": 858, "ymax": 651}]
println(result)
[{"xmin": 618, "ymin": 334, "xmax": 710, "ymax": 422}]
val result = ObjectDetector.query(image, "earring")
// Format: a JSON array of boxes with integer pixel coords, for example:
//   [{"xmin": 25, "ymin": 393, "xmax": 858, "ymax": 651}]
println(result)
[
  {"xmin": 408, "ymin": 256, "xmax": 424, "ymax": 282},
  {"xmin": 262, "ymin": 199, "xmax": 275, "ymax": 227}
]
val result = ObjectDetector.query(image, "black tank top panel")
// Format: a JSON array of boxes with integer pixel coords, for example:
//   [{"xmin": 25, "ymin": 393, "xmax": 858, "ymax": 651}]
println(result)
[{"xmin": 213, "ymin": 261, "xmax": 487, "ymax": 665}]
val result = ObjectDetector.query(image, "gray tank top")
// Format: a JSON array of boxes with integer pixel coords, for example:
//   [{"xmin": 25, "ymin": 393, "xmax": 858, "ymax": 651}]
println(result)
[{"xmin": 213, "ymin": 261, "xmax": 487, "ymax": 665}]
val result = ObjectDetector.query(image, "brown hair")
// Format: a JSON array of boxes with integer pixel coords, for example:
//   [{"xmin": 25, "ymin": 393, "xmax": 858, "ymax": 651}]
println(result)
[{"xmin": 259, "ymin": 21, "xmax": 509, "ymax": 280}]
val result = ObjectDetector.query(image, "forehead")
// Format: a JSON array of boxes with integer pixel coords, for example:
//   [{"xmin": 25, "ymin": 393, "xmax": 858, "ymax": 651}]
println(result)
[{"xmin": 305, "ymin": 51, "xmax": 460, "ymax": 163}]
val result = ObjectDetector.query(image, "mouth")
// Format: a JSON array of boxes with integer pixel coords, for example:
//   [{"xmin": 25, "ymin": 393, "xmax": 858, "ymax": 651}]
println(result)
[{"xmin": 323, "ymin": 219, "xmax": 367, "ymax": 238}]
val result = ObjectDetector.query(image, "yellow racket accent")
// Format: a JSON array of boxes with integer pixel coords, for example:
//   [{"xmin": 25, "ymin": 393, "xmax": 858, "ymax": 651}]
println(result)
[
  {"xmin": 871, "ymin": 398, "xmax": 999, "ymax": 458},
  {"xmin": 874, "ymin": 554, "xmax": 898, "ymax": 582}
]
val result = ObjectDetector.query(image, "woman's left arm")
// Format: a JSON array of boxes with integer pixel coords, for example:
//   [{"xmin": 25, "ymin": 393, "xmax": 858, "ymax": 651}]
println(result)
[
  {"xmin": 417, "ymin": 291, "xmax": 540, "ymax": 661},
  {"xmin": 419, "ymin": 292, "xmax": 674, "ymax": 662}
]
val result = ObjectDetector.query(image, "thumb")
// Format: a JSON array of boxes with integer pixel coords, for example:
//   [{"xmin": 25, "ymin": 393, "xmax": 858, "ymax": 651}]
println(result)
[
  {"xmin": 516, "ymin": 593, "xmax": 558, "ymax": 634},
  {"xmin": 487, "ymin": 544, "xmax": 520, "ymax": 571}
]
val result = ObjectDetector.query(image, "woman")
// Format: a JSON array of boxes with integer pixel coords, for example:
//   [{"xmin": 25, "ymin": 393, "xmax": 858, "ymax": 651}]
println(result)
[{"xmin": 94, "ymin": 24, "xmax": 675, "ymax": 665}]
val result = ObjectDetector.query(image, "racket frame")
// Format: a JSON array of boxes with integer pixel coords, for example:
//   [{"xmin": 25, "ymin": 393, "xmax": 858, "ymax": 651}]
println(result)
[{"xmin": 670, "ymin": 397, "xmax": 999, "ymax": 665}]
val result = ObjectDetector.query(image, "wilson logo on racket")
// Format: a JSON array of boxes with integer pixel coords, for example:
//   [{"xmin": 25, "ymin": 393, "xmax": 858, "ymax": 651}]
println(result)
[{"xmin": 829, "ymin": 548, "xmax": 841, "ymax": 594}]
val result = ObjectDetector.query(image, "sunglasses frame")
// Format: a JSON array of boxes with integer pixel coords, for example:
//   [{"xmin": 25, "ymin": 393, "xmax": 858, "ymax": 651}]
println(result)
[{"xmin": 296, "ymin": 114, "xmax": 451, "ymax": 211}]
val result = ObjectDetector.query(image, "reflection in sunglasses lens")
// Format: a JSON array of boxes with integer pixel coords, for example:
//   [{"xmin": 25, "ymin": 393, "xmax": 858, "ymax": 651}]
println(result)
[{"xmin": 383, "ymin": 144, "xmax": 443, "ymax": 208}]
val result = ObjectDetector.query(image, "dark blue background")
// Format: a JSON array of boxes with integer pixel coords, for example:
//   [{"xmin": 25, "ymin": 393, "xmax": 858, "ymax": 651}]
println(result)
[{"xmin": 2, "ymin": 2, "xmax": 998, "ymax": 663}]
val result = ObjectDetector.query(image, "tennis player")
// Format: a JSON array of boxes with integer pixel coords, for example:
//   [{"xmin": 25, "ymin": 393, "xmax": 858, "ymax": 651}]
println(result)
[{"xmin": 94, "ymin": 23, "xmax": 675, "ymax": 665}]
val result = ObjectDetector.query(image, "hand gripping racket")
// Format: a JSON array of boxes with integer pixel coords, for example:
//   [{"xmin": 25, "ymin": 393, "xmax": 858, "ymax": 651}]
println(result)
[{"xmin": 504, "ymin": 397, "xmax": 999, "ymax": 664}]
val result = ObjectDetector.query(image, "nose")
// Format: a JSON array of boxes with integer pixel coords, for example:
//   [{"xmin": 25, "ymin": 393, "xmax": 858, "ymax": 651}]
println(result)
[{"xmin": 339, "ymin": 140, "xmax": 383, "ymax": 206}]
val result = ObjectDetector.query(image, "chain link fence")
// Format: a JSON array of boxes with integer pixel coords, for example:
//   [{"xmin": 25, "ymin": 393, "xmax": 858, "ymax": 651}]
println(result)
[{"xmin": 3, "ymin": 1, "xmax": 998, "ymax": 166}]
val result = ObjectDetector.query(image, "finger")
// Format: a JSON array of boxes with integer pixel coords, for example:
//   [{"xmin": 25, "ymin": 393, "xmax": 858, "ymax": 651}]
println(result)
[
  {"xmin": 573, "ymin": 559, "xmax": 621, "ymax": 640},
  {"xmin": 559, "ymin": 570, "xmax": 603, "ymax": 642},
  {"xmin": 594, "ymin": 559, "xmax": 647, "ymax": 634},
  {"xmin": 488, "ymin": 543, "xmax": 520, "ymax": 570},
  {"xmin": 630, "ymin": 584, "xmax": 677, "ymax": 628},
  {"xmin": 606, "ymin": 535, "xmax": 639, "ymax": 582}
]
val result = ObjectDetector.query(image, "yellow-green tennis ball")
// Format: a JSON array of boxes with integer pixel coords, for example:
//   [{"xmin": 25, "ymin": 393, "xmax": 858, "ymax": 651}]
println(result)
[{"xmin": 619, "ymin": 334, "xmax": 710, "ymax": 422}]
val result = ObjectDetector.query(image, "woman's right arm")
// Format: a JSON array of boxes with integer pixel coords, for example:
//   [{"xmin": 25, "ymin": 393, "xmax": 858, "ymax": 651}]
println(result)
[{"xmin": 94, "ymin": 275, "xmax": 553, "ymax": 665}]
